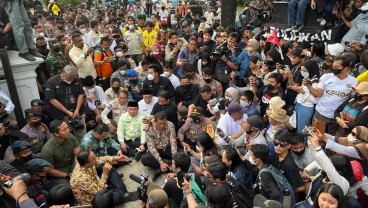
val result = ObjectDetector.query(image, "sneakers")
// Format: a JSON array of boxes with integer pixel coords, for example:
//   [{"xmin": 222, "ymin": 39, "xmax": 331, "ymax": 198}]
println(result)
[
  {"xmin": 292, "ymin": 24, "xmax": 304, "ymax": 32},
  {"xmin": 19, "ymin": 52, "xmax": 36, "ymax": 61},
  {"xmin": 28, "ymin": 49, "xmax": 44, "ymax": 58},
  {"xmin": 317, "ymin": 17, "xmax": 323, "ymax": 22},
  {"xmin": 320, "ymin": 19, "xmax": 326, "ymax": 26},
  {"xmin": 124, "ymin": 191, "xmax": 139, "ymax": 202},
  {"xmin": 285, "ymin": 25, "xmax": 295, "ymax": 32}
]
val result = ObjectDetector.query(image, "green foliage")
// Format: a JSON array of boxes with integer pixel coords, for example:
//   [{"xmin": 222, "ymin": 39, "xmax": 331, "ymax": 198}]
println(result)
[
  {"xmin": 42, "ymin": 0, "xmax": 85, "ymax": 7},
  {"xmin": 237, "ymin": 0, "xmax": 251, "ymax": 5}
]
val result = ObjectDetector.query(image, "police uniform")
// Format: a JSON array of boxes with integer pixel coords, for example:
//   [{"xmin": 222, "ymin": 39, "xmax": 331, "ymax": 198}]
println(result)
[
  {"xmin": 101, "ymin": 98, "xmax": 127, "ymax": 124},
  {"xmin": 105, "ymin": 87, "xmax": 124, "ymax": 103}
]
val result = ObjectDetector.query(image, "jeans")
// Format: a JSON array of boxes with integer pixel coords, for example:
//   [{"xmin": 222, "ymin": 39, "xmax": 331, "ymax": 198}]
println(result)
[
  {"xmin": 4, "ymin": 0, "xmax": 36, "ymax": 54},
  {"xmin": 316, "ymin": 0, "xmax": 337, "ymax": 23},
  {"xmin": 295, "ymin": 103, "xmax": 315, "ymax": 133},
  {"xmin": 288, "ymin": 0, "xmax": 311, "ymax": 26}
]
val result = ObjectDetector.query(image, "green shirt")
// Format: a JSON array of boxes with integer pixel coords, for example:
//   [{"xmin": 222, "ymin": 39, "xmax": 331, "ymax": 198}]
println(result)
[
  {"xmin": 41, "ymin": 134, "xmax": 79, "ymax": 173},
  {"xmin": 117, "ymin": 112, "xmax": 146, "ymax": 144}
]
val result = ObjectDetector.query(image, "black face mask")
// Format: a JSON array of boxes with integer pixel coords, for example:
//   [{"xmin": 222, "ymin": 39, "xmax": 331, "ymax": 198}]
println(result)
[
  {"xmin": 58, "ymin": 26, "xmax": 64, "ymax": 30},
  {"xmin": 130, "ymin": 79, "xmax": 138, "ymax": 84},
  {"xmin": 322, "ymin": 63, "xmax": 332, "ymax": 69},
  {"xmin": 192, "ymin": 116, "xmax": 201, "ymax": 123},
  {"xmin": 267, "ymin": 84, "xmax": 275, "ymax": 91},
  {"xmin": 292, "ymin": 148, "xmax": 306, "ymax": 156},
  {"xmin": 355, "ymin": 94, "xmax": 364, "ymax": 101},
  {"xmin": 32, "ymin": 120, "xmax": 42, "ymax": 127},
  {"xmin": 203, "ymin": 78, "xmax": 212, "ymax": 83},
  {"xmin": 265, "ymin": 60, "xmax": 276, "ymax": 68},
  {"xmin": 332, "ymin": 68, "xmax": 342, "ymax": 75},
  {"xmin": 20, "ymin": 155, "xmax": 33, "ymax": 163},
  {"xmin": 245, "ymin": 129, "xmax": 253, "ymax": 135},
  {"xmin": 112, "ymin": 87, "xmax": 120, "ymax": 93},
  {"xmin": 182, "ymin": 84, "xmax": 190, "ymax": 89},
  {"xmin": 54, "ymin": 47, "xmax": 61, "ymax": 53},
  {"xmin": 38, "ymin": 44, "xmax": 47, "ymax": 49}
]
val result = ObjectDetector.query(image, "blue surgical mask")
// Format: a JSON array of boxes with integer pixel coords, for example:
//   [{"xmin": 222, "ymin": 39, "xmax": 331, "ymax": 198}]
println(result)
[
  {"xmin": 240, "ymin": 100, "xmax": 249, "ymax": 108},
  {"xmin": 172, "ymin": 20, "xmax": 177, "ymax": 25},
  {"xmin": 301, "ymin": 71, "xmax": 309, "ymax": 78}
]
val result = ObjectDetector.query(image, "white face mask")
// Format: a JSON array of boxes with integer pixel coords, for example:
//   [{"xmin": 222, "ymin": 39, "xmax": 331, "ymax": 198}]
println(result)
[
  {"xmin": 240, "ymin": 100, "xmax": 249, "ymax": 108},
  {"xmin": 163, "ymin": 71, "xmax": 171, "ymax": 77},
  {"xmin": 202, "ymin": 61, "xmax": 208, "ymax": 65},
  {"xmin": 38, "ymin": 32, "xmax": 45, "ymax": 37},
  {"xmin": 152, "ymin": 51, "xmax": 160, "ymax": 55},
  {"xmin": 80, "ymin": 28, "xmax": 87, "ymax": 33},
  {"xmin": 147, "ymin": 74, "xmax": 155, "ymax": 80},
  {"xmin": 196, "ymin": 145, "xmax": 202, "ymax": 152},
  {"xmin": 119, "ymin": 70, "xmax": 127, "ymax": 75},
  {"xmin": 129, "ymin": 25, "xmax": 135, "ymax": 30},
  {"xmin": 347, "ymin": 133, "xmax": 357, "ymax": 143},
  {"xmin": 248, "ymin": 157, "xmax": 257, "ymax": 165},
  {"xmin": 116, "ymin": 51, "xmax": 123, "ymax": 58},
  {"xmin": 87, "ymin": 87, "xmax": 96, "ymax": 93},
  {"xmin": 64, "ymin": 80, "xmax": 72, "ymax": 84},
  {"xmin": 63, "ymin": 41, "xmax": 68, "ymax": 45},
  {"xmin": 225, "ymin": 96, "xmax": 232, "ymax": 101}
]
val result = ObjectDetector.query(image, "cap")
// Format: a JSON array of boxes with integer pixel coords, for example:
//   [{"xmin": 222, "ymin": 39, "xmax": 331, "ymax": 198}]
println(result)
[
  {"xmin": 323, "ymin": 55, "xmax": 335, "ymax": 62},
  {"xmin": 327, "ymin": 43, "xmax": 344, "ymax": 56},
  {"xmin": 127, "ymin": 101, "xmax": 138, "ymax": 107},
  {"xmin": 27, "ymin": 159, "xmax": 52, "ymax": 173},
  {"xmin": 147, "ymin": 184, "xmax": 168, "ymax": 208},
  {"xmin": 48, "ymin": 38, "xmax": 59, "ymax": 47},
  {"xmin": 253, "ymin": 194, "xmax": 283, "ymax": 208},
  {"xmin": 83, "ymin": 75, "xmax": 95, "ymax": 87},
  {"xmin": 142, "ymin": 89, "xmax": 153, "ymax": 95},
  {"xmin": 31, "ymin": 99, "xmax": 45, "ymax": 107},
  {"xmin": 192, "ymin": 106, "xmax": 204, "ymax": 116},
  {"xmin": 352, "ymin": 82, "xmax": 368, "ymax": 95},
  {"xmin": 24, "ymin": 108, "xmax": 42, "ymax": 117},
  {"xmin": 247, "ymin": 115, "xmax": 264, "ymax": 130},
  {"xmin": 12, "ymin": 141, "xmax": 32, "ymax": 154},
  {"xmin": 227, "ymin": 102, "xmax": 246, "ymax": 115},
  {"xmin": 127, "ymin": 69, "xmax": 138, "ymax": 77},
  {"xmin": 181, "ymin": 21, "xmax": 189, "ymax": 27},
  {"xmin": 361, "ymin": 2, "xmax": 368, "ymax": 11},
  {"xmin": 49, "ymin": 0, "xmax": 54, "ymax": 3}
]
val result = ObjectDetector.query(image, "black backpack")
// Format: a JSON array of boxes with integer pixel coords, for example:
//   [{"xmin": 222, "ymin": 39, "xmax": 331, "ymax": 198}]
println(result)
[{"xmin": 224, "ymin": 176, "xmax": 254, "ymax": 208}]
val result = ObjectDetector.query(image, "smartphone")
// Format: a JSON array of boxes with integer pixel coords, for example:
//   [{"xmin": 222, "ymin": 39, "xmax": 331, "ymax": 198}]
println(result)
[
  {"xmin": 2, "ymin": 120, "xmax": 10, "ymax": 129},
  {"xmin": 177, "ymin": 171, "xmax": 185, "ymax": 187}
]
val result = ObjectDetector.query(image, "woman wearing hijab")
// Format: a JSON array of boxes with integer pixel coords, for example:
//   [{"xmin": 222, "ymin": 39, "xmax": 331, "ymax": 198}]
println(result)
[{"xmin": 144, "ymin": 43, "xmax": 164, "ymax": 73}]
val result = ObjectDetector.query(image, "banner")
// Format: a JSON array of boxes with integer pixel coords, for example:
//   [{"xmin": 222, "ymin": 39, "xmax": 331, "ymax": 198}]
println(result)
[{"xmin": 271, "ymin": 27, "xmax": 333, "ymax": 42}]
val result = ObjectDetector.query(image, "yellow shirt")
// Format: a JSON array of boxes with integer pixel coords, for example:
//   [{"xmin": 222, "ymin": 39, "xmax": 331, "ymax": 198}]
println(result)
[
  {"xmin": 48, "ymin": 4, "xmax": 60, "ymax": 16},
  {"xmin": 153, "ymin": 22, "xmax": 160, "ymax": 32},
  {"xmin": 143, "ymin": 30, "xmax": 157, "ymax": 47}
]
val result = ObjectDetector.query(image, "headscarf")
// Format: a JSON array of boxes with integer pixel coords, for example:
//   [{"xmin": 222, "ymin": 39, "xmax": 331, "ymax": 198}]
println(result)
[
  {"xmin": 225, "ymin": 87, "xmax": 238, "ymax": 102},
  {"xmin": 151, "ymin": 43, "xmax": 163, "ymax": 59}
]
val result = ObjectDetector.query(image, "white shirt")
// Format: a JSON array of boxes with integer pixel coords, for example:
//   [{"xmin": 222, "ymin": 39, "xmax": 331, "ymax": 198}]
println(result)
[
  {"xmin": 82, "ymin": 33, "xmax": 95, "ymax": 48},
  {"xmin": 315, "ymin": 73, "xmax": 357, "ymax": 118},
  {"xmin": 216, "ymin": 112, "xmax": 248, "ymax": 145},
  {"xmin": 69, "ymin": 44, "xmax": 97, "ymax": 79},
  {"xmin": 159, "ymin": 10, "xmax": 169, "ymax": 21},
  {"xmin": 295, "ymin": 82, "xmax": 319, "ymax": 107},
  {"xmin": 138, "ymin": 96, "xmax": 158, "ymax": 117},
  {"xmin": 83, "ymin": 86, "xmax": 108, "ymax": 107},
  {"xmin": 204, "ymin": 11, "xmax": 214, "ymax": 25},
  {"xmin": 0, "ymin": 90, "xmax": 15, "ymax": 114},
  {"xmin": 160, "ymin": 74, "xmax": 180, "ymax": 89}
]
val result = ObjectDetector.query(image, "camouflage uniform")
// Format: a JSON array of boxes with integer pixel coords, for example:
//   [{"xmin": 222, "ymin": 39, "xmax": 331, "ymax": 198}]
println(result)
[{"xmin": 46, "ymin": 39, "xmax": 68, "ymax": 77}]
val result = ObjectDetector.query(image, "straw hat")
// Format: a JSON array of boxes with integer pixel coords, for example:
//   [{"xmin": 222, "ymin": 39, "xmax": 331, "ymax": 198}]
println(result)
[{"xmin": 266, "ymin": 108, "xmax": 289, "ymax": 123}]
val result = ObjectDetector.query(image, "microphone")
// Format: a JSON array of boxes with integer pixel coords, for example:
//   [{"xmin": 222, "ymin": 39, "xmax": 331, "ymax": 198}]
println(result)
[{"xmin": 129, "ymin": 174, "xmax": 143, "ymax": 184}]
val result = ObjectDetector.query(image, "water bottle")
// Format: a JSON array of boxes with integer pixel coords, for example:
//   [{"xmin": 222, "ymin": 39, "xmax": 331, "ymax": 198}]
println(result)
[{"xmin": 283, "ymin": 189, "xmax": 291, "ymax": 208}]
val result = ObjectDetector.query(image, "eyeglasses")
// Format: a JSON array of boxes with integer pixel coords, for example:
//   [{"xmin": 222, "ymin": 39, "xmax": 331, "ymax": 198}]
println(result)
[{"xmin": 273, "ymin": 140, "xmax": 288, "ymax": 148}]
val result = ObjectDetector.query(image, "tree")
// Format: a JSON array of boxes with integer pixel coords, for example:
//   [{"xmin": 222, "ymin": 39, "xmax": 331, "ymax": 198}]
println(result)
[{"xmin": 221, "ymin": 0, "xmax": 237, "ymax": 28}]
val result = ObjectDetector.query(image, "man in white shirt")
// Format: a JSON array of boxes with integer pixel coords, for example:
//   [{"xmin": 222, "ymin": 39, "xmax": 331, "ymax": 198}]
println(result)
[
  {"xmin": 69, "ymin": 34, "xmax": 97, "ymax": 80},
  {"xmin": 160, "ymin": 63, "xmax": 180, "ymax": 88},
  {"xmin": 76, "ymin": 20, "xmax": 95, "ymax": 48},
  {"xmin": 83, "ymin": 75, "xmax": 108, "ymax": 111},
  {"xmin": 204, "ymin": 7, "xmax": 215, "ymax": 26},
  {"xmin": 305, "ymin": 55, "xmax": 358, "ymax": 134},
  {"xmin": 138, "ymin": 89, "xmax": 158, "ymax": 117},
  {"xmin": 216, "ymin": 102, "xmax": 248, "ymax": 149}
]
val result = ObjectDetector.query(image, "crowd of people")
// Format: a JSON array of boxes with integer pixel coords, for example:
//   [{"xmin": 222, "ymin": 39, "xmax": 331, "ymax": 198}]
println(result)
[{"xmin": 0, "ymin": 0, "xmax": 368, "ymax": 208}]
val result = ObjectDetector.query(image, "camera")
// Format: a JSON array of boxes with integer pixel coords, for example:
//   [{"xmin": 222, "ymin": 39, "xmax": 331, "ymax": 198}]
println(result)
[
  {"xmin": 245, "ymin": 77, "xmax": 263, "ymax": 88},
  {"xmin": 301, "ymin": 126, "xmax": 314, "ymax": 136},
  {"xmin": 0, "ymin": 173, "xmax": 31, "ymax": 196},
  {"xmin": 212, "ymin": 42, "xmax": 229, "ymax": 58},
  {"xmin": 68, "ymin": 117, "xmax": 84, "ymax": 131},
  {"xmin": 129, "ymin": 172, "xmax": 150, "ymax": 202},
  {"xmin": 218, "ymin": 98, "xmax": 230, "ymax": 110}
]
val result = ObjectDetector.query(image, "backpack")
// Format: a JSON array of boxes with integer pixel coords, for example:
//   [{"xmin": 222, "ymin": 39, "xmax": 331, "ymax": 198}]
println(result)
[
  {"xmin": 223, "ymin": 176, "xmax": 254, "ymax": 208},
  {"xmin": 259, "ymin": 165, "xmax": 296, "ymax": 207}
]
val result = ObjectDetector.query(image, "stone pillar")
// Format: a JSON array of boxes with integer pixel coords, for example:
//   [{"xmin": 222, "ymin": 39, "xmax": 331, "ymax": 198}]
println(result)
[{"xmin": 0, "ymin": 51, "xmax": 43, "ymax": 117}]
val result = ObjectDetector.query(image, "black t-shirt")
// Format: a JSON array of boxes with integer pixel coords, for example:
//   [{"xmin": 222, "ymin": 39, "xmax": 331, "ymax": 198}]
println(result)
[
  {"xmin": 175, "ymin": 84, "xmax": 199, "ymax": 107},
  {"xmin": 269, "ymin": 151, "xmax": 304, "ymax": 190},
  {"xmin": 192, "ymin": 94, "xmax": 213, "ymax": 118},
  {"xmin": 198, "ymin": 40, "xmax": 216, "ymax": 54},
  {"xmin": 285, "ymin": 67, "xmax": 303, "ymax": 107},
  {"xmin": 9, "ymin": 160, "xmax": 29, "ymax": 174},
  {"xmin": 150, "ymin": 101, "xmax": 179, "ymax": 130},
  {"xmin": 143, "ymin": 76, "xmax": 175, "ymax": 99},
  {"xmin": 256, "ymin": 170, "xmax": 282, "ymax": 201},
  {"xmin": 256, "ymin": 86, "xmax": 285, "ymax": 117},
  {"xmin": 163, "ymin": 179, "xmax": 183, "ymax": 207}
]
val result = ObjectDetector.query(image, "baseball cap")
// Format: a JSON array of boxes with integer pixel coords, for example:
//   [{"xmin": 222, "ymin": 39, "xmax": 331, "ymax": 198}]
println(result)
[
  {"xmin": 31, "ymin": 99, "xmax": 45, "ymax": 107},
  {"xmin": 247, "ymin": 115, "xmax": 264, "ymax": 130},
  {"xmin": 323, "ymin": 55, "xmax": 335, "ymax": 62},
  {"xmin": 83, "ymin": 75, "xmax": 95, "ymax": 87},
  {"xmin": 127, "ymin": 69, "xmax": 138, "ymax": 77},
  {"xmin": 181, "ymin": 20, "xmax": 189, "ymax": 27},
  {"xmin": 27, "ymin": 159, "xmax": 52, "ymax": 173},
  {"xmin": 147, "ymin": 184, "xmax": 168, "ymax": 208},
  {"xmin": 227, "ymin": 102, "xmax": 246, "ymax": 115},
  {"xmin": 12, "ymin": 141, "xmax": 32, "ymax": 154}
]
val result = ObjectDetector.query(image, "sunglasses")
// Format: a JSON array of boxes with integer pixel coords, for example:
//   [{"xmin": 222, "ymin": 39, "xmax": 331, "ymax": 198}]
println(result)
[{"xmin": 273, "ymin": 140, "xmax": 288, "ymax": 148}]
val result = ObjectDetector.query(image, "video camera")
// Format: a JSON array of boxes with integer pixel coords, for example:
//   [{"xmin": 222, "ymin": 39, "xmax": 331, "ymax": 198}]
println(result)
[
  {"xmin": 129, "ymin": 172, "xmax": 150, "ymax": 202},
  {"xmin": 68, "ymin": 117, "xmax": 84, "ymax": 131},
  {"xmin": 212, "ymin": 42, "xmax": 229, "ymax": 58},
  {"xmin": 301, "ymin": 126, "xmax": 314, "ymax": 136},
  {"xmin": 208, "ymin": 98, "xmax": 230, "ymax": 111},
  {"xmin": 0, "ymin": 173, "xmax": 31, "ymax": 196}
]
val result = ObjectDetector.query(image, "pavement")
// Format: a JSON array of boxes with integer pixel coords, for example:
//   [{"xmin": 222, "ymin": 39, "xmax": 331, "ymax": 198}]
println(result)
[{"xmin": 116, "ymin": 159, "xmax": 167, "ymax": 208}]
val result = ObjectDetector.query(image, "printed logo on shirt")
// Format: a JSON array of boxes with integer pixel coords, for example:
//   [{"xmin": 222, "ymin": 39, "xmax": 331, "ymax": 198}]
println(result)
[{"xmin": 325, "ymin": 89, "xmax": 350, "ymax": 98}]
